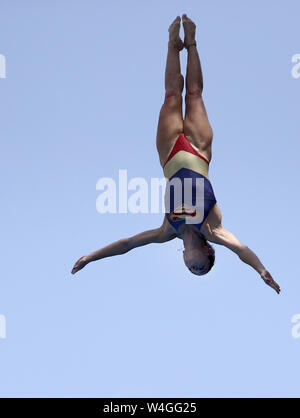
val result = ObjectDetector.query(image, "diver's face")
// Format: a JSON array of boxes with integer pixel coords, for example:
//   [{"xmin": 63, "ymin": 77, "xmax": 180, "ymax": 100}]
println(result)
[{"xmin": 183, "ymin": 248, "xmax": 210, "ymax": 276}]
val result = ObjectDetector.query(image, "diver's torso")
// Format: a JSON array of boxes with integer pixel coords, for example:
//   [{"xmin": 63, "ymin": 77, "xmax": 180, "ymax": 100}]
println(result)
[{"xmin": 163, "ymin": 133, "xmax": 217, "ymax": 234}]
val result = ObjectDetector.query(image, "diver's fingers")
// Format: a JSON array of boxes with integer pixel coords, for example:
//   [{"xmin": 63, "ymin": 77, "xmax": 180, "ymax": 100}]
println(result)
[{"xmin": 71, "ymin": 256, "xmax": 87, "ymax": 275}]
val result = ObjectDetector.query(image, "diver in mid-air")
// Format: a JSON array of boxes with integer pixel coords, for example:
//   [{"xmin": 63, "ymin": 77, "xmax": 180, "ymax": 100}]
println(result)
[{"xmin": 72, "ymin": 14, "xmax": 280, "ymax": 294}]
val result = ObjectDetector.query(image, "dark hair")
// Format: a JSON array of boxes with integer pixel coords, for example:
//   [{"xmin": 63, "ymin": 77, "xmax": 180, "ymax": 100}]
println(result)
[{"xmin": 204, "ymin": 239, "xmax": 215, "ymax": 273}]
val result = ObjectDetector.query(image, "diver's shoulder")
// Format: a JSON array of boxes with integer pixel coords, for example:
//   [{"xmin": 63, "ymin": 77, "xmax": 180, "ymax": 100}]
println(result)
[
  {"xmin": 161, "ymin": 216, "xmax": 179, "ymax": 240},
  {"xmin": 206, "ymin": 203, "xmax": 222, "ymax": 226},
  {"xmin": 200, "ymin": 203, "xmax": 223, "ymax": 240}
]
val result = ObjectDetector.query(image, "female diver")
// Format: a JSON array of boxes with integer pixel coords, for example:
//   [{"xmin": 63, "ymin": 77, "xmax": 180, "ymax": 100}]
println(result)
[{"xmin": 71, "ymin": 15, "xmax": 280, "ymax": 294}]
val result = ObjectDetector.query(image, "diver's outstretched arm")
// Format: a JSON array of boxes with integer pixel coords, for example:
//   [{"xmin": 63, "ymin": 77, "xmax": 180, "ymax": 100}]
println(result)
[
  {"xmin": 210, "ymin": 227, "xmax": 281, "ymax": 294},
  {"xmin": 71, "ymin": 223, "xmax": 176, "ymax": 275}
]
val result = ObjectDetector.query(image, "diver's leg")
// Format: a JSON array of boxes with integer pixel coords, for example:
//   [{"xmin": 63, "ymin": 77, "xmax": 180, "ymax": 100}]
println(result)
[
  {"xmin": 156, "ymin": 16, "xmax": 184, "ymax": 167},
  {"xmin": 182, "ymin": 14, "xmax": 213, "ymax": 163}
]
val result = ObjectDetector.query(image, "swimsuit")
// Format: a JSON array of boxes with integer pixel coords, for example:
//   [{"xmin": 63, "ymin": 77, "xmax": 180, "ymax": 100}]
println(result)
[{"xmin": 163, "ymin": 133, "xmax": 216, "ymax": 232}]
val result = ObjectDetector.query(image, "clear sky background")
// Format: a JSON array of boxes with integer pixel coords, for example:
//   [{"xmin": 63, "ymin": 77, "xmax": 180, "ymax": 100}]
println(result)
[{"xmin": 0, "ymin": 0, "xmax": 300, "ymax": 398}]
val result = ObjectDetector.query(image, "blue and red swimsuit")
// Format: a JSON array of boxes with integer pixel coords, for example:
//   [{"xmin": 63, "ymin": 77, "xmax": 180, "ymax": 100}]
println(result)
[{"xmin": 163, "ymin": 133, "xmax": 217, "ymax": 232}]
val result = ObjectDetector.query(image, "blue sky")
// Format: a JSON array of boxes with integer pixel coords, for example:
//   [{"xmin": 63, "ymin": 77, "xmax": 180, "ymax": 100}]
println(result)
[{"xmin": 0, "ymin": 0, "xmax": 300, "ymax": 397}]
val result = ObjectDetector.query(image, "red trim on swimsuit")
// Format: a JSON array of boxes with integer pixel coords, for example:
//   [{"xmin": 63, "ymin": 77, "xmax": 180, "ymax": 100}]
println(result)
[{"xmin": 163, "ymin": 133, "xmax": 209, "ymax": 167}]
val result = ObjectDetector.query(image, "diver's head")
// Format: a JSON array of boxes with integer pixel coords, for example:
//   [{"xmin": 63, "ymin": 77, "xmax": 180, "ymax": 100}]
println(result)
[{"xmin": 182, "ymin": 226, "xmax": 215, "ymax": 276}]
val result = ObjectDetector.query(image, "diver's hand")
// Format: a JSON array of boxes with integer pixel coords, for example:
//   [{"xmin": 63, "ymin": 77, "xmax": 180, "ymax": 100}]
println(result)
[
  {"xmin": 71, "ymin": 255, "xmax": 89, "ymax": 275},
  {"xmin": 260, "ymin": 270, "xmax": 281, "ymax": 294}
]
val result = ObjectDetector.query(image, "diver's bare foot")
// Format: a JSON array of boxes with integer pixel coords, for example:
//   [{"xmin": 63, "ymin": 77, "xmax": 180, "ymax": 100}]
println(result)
[
  {"xmin": 182, "ymin": 14, "xmax": 196, "ymax": 48},
  {"xmin": 168, "ymin": 16, "xmax": 184, "ymax": 51}
]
